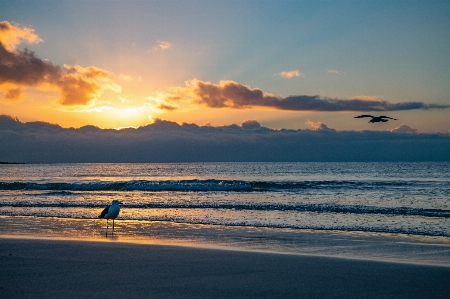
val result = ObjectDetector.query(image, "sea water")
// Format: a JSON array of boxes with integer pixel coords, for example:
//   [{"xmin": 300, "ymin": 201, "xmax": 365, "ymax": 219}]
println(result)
[{"xmin": 1, "ymin": 162, "xmax": 449, "ymax": 265}]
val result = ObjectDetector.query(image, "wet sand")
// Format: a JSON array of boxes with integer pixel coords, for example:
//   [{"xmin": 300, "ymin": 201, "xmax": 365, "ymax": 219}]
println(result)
[{"xmin": 1, "ymin": 237, "xmax": 449, "ymax": 299}]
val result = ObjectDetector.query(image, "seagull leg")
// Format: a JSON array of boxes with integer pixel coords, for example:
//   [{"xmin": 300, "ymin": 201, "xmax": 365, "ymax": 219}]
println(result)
[{"xmin": 113, "ymin": 219, "xmax": 115, "ymax": 231}]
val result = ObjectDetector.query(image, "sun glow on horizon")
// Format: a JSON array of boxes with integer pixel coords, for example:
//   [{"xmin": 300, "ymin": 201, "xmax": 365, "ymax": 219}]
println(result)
[{"xmin": 0, "ymin": 1, "xmax": 449, "ymax": 133}]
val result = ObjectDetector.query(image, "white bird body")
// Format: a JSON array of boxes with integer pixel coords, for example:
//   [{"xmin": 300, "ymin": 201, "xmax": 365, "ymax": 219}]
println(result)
[
  {"xmin": 100, "ymin": 200, "xmax": 121, "ymax": 219},
  {"xmin": 99, "ymin": 200, "xmax": 122, "ymax": 231}
]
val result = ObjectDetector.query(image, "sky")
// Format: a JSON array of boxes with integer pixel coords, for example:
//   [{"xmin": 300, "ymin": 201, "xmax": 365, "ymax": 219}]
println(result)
[{"xmin": 1, "ymin": 0, "xmax": 449, "ymax": 134}]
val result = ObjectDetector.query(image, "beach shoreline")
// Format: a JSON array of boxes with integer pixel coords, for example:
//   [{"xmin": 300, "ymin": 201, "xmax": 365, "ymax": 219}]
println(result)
[
  {"xmin": 1, "ymin": 236, "xmax": 450, "ymax": 299},
  {"xmin": 1, "ymin": 216, "xmax": 450, "ymax": 267}
]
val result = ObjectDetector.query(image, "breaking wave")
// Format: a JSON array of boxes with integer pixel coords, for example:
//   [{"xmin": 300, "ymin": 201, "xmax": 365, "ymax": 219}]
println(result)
[
  {"xmin": 0, "ymin": 201, "xmax": 448, "ymax": 218},
  {"xmin": 0, "ymin": 179, "xmax": 437, "ymax": 192}
]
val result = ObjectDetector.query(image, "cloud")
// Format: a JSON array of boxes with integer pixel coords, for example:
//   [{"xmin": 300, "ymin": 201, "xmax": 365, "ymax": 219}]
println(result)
[
  {"xmin": 327, "ymin": 69, "xmax": 341, "ymax": 75},
  {"xmin": 391, "ymin": 124, "xmax": 418, "ymax": 134},
  {"xmin": 179, "ymin": 79, "xmax": 278, "ymax": 109},
  {"xmin": 58, "ymin": 65, "xmax": 120, "ymax": 105},
  {"xmin": 306, "ymin": 120, "xmax": 336, "ymax": 131},
  {"xmin": 158, "ymin": 103, "xmax": 177, "ymax": 111},
  {"xmin": 1, "ymin": 115, "xmax": 449, "ymax": 163},
  {"xmin": 153, "ymin": 40, "xmax": 172, "ymax": 51},
  {"xmin": 351, "ymin": 95, "xmax": 381, "ymax": 101},
  {"xmin": 3, "ymin": 87, "xmax": 22, "ymax": 101},
  {"xmin": 173, "ymin": 79, "xmax": 450, "ymax": 112},
  {"xmin": 119, "ymin": 96, "xmax": 132, "ymax": 103},
  {"xmin": 145, "ymin": 92, "xmax": 183, "ymax": 112},
  {"xmin": 0, "ymin": 21, "xmax": 120, "ymax": 105},
  {"xmin": 0, "ymin": 21, "xmax": 42, "ymax": 52},
  {"xmin": 278, "ymin": 70, "xmax": 304, "ymax": 78},
  {"xmin": 241, "ymin": 120, "xmax": 261, "ymax": 129},
  {"xmin": 119, "ymin": 74, "xmax": 133, "ymax": 82}
]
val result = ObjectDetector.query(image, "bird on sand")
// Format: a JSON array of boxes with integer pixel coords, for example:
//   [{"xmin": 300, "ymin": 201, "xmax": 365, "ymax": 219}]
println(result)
[
  {"xmin": 354, "ymin": 115, "xmax": 398, "ymax": 123},
  {"xmin": 99, "ymin": 200, "xmax": 122, "ymax": 230}
]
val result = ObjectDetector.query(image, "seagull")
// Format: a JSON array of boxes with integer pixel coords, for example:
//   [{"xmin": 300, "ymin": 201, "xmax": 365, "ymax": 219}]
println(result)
[
  {"xmin": 99, "ymin": 200, "xmax": 122, "ymax": 230},
  {"xmin": 354, "ymin": 115, "xmax": 398, "ymax": 123}
]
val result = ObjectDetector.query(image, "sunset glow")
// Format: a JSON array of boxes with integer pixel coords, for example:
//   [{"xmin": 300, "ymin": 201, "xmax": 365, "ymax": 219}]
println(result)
[{"xmin": 1, "ymin": 1, "xmax": 449, "ymax": 133}]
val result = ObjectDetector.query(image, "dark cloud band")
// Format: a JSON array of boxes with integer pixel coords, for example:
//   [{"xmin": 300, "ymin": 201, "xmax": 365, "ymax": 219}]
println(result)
[
  {"xmin": 186, "ymin": 80, "xmax": 449, "ymax": 112},
  {"xmin": 1, "ymin": 115, "xmax": 449, "ymax": 163}
]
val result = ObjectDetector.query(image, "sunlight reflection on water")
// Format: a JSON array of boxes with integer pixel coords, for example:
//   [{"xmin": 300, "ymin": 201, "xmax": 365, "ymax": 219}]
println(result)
[{"xmin": 1, "ymin": 216, "xmax": 450, "ymax": 267}]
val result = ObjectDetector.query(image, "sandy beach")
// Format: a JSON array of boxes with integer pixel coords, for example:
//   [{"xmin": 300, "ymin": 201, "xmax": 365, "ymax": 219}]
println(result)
[{"xmin": 1, "ymin": 237, "xmax": 449, "ymax": 299}]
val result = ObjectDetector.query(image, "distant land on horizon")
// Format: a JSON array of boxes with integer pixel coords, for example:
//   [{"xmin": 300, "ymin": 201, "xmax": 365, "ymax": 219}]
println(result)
[{"xmin": 1, "ymin": 115, "xmax": 449, "ymax": 163}]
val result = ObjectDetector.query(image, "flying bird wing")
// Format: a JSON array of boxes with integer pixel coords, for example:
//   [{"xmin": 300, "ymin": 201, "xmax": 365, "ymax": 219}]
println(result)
[
  {"xmin": 354, "ymin": 115, "xmax": 374, "ymax": 118},
  {"xmin": 379, "ymin": 116, "xmax": 398, "ymax": 120}
]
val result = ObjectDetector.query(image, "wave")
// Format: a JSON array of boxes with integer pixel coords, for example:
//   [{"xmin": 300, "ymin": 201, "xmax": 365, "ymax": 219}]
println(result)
[
  {"xmin": 1, "ymin": 201, "xmax": 448, "ymax": 218},
  {"xmin": 40, "ymin": 190, "xmax": 75, "ymax": 196},
  {"xmin": 0, "ymin": 179, "xmax": 437, "ymax": 192}
]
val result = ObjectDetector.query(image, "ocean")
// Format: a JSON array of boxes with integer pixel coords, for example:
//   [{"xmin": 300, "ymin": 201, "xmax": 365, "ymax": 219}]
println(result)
[{"xmin": 1, "ymin": 162, "xmax": 449, "ymax": 265}]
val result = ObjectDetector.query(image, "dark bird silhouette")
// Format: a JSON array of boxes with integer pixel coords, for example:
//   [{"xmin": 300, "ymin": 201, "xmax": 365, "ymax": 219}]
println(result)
[
  {"xmin": 354, "ymin": 115, "xmax": 398, "ymax": 123},
  {"xmin": 99, "ymin": 200, "xmax": 122, "ymax": 231}
]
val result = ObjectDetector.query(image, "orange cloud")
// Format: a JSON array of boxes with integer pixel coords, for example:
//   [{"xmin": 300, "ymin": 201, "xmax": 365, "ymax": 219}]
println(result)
[
  {"xmin": 0, "ymin": 21, "xmax": 42, "ymax": 52},
  {"xmin": 306, "ymin": 120, "xmax": 336, "ymax": 131},
  {"xmin": 0, "ymin": 82, "xmax": 24, "ymax": 102},
  {"xmin": 3, "ymin": 87, "xmax": 22, "ymax": 101},
  {"xmin": 57, "ymin": 65, "xmax": 119, "ymax": 105},
  {"xmin": 119, "ymin": 74, "xmax": 133, "ymax": 82},
  {"xmin": 159, "ymin": 103, "xmax": 177, "ymax": 110},
  {"xmin": 352, "ymin": 95, "xmax": 382, "ymax": 101},
  {"xmin": 153, "ymin": 40, "xmax": 172, "ymax": 51},
  {"xmin": 278, "ymin": 70, "xmax": 304, "ymax": 78},
  {"xmin": 0, "ymin": 21, "xmax": 120, "ymax": 106}
]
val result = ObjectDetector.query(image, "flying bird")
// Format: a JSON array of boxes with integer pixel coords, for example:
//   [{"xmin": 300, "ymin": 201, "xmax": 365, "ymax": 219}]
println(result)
[
  {"xmin": 99, "ymin": 200, "xmax": 122, "ymax": 231},
  {"xmin": 354, "ymin": 115, "xmax": 398, "ymax": 123}
]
